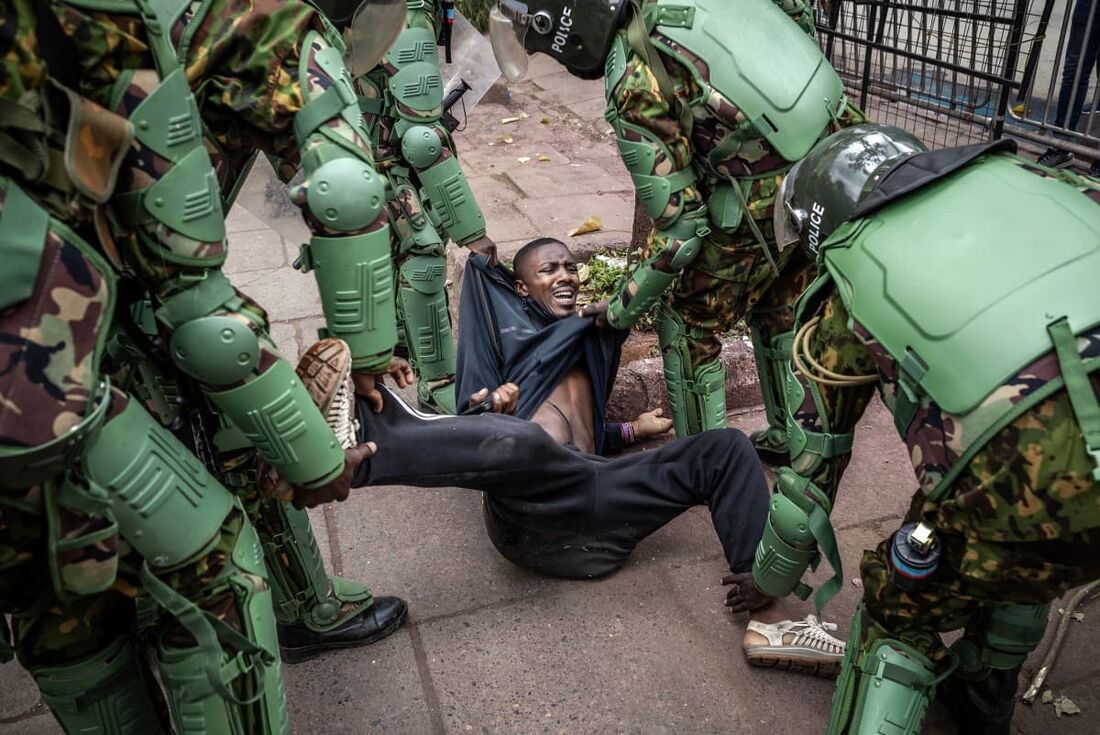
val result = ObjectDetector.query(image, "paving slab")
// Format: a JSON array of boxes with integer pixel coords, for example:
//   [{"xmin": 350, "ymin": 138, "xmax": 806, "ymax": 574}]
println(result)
[
  {"xmin": 515, "ymin": 192, "xmax": 635, "ymax": 241},
  {"xmin": 283, "ymin": 627, "xmax": 431, "ymax": 734},
  {"xmin": 224, "ymin": 227, "xmax": 288, "ymax": 274},
  {"xmin": 506, "ymin": 163, "xmax": 633, "ymax": 199},
  {"xmin": 331, "ymin": 483, "xmax": 558, "ymax": 624},
  {"xmin": 230, "ymin": 266, "xmax": 324, "ymax": 323}
]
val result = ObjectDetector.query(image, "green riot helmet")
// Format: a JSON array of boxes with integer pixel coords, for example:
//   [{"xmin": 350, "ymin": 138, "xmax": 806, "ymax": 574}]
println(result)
[
  {"xmin": 489, "ymin": 1, "xmax": 630, "ymax": 82},
  {"xmin": 311, "ymin": 0, "xmax": 407, "ymax": 75},
  {"xmin": 774, "ymin": 123, "xmax": 926, "ymax": 257}
]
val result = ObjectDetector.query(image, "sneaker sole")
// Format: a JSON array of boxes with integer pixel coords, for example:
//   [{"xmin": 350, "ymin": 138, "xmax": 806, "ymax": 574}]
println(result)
[
  {"xmin": 745, "ymin": 649, "xmax": 841, "ymax": 678},
  {"xmin": 296, "ymin": 339, "xmax": 352, "ymax": 416},
  {"xmin": 279, "ymin": 605, "xmax": 408, "ymax": 665}
]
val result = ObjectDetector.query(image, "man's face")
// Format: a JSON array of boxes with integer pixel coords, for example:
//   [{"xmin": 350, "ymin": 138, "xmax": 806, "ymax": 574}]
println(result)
[{"xmin": 515, "ymin": 242, "xmax": 580, "ymax": 318}]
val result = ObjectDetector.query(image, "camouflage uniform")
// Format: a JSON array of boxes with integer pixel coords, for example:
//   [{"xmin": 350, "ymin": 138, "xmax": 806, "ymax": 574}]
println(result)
[
  {"xmin": 761, "ymin": 147, "xmax": 1100, "ymax": 733},
  {"xmin": 796, "ymin": 283, "xmax": 1100, "ymax": 663},
  {"xmin": 602, "ymin": 0, "xmax": 865, "ymax": 448},
  {"xmin": 0, "ymin": 0, "xmax": 399, "ymax": 730}
]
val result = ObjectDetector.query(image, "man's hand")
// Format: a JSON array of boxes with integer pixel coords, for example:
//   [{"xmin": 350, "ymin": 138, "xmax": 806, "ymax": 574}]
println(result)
[
  {"xmin": 466, "ymin": 236, "xmax": 499, "ymax": 266},
  {"xmin": 632, "ymin": 408, "xmax": 673, "ymax": 439},
  {"xmin": 262, "ymin": 442, "xmax": 377, "ymax": 509},
  {"xmin": 578, "ymin": 300, "xmax": 610, "ymax": 328},
  {"xmin": 468, "ymin": 383, "xmax": 520, "ymax": 415},
  {"xmin": 722, "ymin": 572, "xmax": 773, "ymax": 613},
  {"xmin": 352, "ymin": 357, "xmax": 415, "ymax": 413}
]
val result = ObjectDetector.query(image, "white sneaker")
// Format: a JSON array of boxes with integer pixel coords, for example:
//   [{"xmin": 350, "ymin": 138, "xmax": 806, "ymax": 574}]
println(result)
[
  {"xmin": 295, "ymin": 338, "xmax": 359, "ymax": 449},
  {"xmin": 743, "ymin": 614, "xmax": 845, "ymax": 677}
]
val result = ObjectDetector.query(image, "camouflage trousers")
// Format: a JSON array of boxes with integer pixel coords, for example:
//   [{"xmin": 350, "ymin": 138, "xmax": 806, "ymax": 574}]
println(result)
[
  {"xmin": 655, "ymin": 184, "xmax": 818, "ymax": 366},
  {"xmin": 798, "ymin": 288, "xmax": 1100, "ymax": 661},
  {"xmin": 0, "ymin": 485, "xmax": 251, "ymax": 667}
]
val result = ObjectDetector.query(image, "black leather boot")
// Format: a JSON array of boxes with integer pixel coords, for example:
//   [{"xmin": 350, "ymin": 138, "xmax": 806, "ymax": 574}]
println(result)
[
  {"xmin": 277, "ymin": 596, "xmax": 408, "ymax": 664},
  {"xmin": 937, "ymin": 665, "xmax": 1022, "ymax": 735}
]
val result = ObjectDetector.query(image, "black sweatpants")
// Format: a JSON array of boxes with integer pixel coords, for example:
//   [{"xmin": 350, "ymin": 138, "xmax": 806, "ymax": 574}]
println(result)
[{"xmin": 353, "ymin": 387, "xmax": 770, "ymax": 579}]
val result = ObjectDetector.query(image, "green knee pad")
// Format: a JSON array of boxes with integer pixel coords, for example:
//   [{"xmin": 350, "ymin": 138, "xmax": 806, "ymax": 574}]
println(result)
[
  {"xmin": 255, "ymin": 498, "xmax": 373, "ymax": 631},
  {"xmin": 656, "ymin": 305, "xmax": 726, "ymax": 436},
  {"xmin": 31, "ymin": 637, "xmax": 165, "ymax": 735},
  {"xmin": 748, "ymin": 322, "xmax": 793, "ymax": 455},
  {"xmin": 398, "ymin": 254, "xmax": 457, "ymax": 414},
  {"xmin": 156, "ymin": 521, "xmax": 289, "ymax": 735},
  {"xmin": 84, "ymin": 399, "xmax": 234, "ymax": 569},
  {"xmin": 951, "ymin": 603, "xmax": 1050, "ymax": 679},
  {"xmin": 828, "ymin": 605, "xmax": 937, "ymax": 735}
]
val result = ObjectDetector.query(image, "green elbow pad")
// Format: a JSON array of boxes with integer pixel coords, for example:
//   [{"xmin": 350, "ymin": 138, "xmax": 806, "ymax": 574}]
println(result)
[
  {"xmin": 84, "ymin": 400, "xmax": 234, "ymax": 569},
  {"xmin": 205, "ymin": 360, "xmax": 345, "ymax": 489},
  {"xmin": 417, "ymin": 156, "xmax": 486, "ymax": 245},
  {"xmin": 299, "ymin": 229, "xmax": 398, "ymax": 372}
]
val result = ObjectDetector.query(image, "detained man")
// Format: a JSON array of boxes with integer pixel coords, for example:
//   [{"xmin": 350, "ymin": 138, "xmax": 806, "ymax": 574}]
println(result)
[{"xmin": 290, "ymin": 240, "xmax": 845, "ymax": 675}]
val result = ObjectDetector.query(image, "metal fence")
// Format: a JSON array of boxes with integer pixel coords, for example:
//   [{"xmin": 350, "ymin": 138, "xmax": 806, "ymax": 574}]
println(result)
[{"xmin": 815, "ymin": 0, "xmax": 1100, "ymax": 161}]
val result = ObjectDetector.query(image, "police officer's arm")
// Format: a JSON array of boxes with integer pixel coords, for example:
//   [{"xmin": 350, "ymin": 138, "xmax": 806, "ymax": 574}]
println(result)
[
  {"xmin": 114, "ymin": 2, "xmax": 386, "ymax": 501},
  {"xmin": 600, "ymin": 44, "xmax": 709, "ymax": 330},
  {"xmin": 184, "ymin": 1, "xmax": 398, "ymax": 378}
]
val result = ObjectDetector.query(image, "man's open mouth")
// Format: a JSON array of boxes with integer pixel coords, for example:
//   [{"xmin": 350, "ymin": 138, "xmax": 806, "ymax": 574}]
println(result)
[{"xmin": 552, "ymin": 286, "xmax": 577, "ymax": 306}]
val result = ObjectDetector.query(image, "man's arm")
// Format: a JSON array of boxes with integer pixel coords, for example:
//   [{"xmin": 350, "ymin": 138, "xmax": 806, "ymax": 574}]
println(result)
[{"xmin": 600, "ymin": 41, "xmax": 709, "ymax": 329}]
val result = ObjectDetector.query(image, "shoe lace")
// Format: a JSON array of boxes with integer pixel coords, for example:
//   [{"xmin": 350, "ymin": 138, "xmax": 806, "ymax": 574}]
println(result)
[{"xmin": 787, "ymin": 615, "xmax": 844, "ymax": 653}]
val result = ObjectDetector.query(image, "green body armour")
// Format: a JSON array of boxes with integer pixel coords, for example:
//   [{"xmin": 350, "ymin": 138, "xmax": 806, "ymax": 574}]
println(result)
[
  {"xmin": 645, "ymin": 0, "xmax": 844, "ymax": 163},
  {"xmin": 822, "ymin": 155, "xmax": 1100, "ymax": 487}
]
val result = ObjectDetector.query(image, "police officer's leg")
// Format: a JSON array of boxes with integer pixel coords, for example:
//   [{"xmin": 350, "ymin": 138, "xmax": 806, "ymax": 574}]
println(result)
[
  {"xmin": 3, "ymin": 491, "xmax": 168, "ymax": 734},
  {"xmin": 83, "ymin": 395, "xmax": 288, "ymax": 734},
  {"xmin": 656, "ymin": 224, "xmax": 736, "ymax": 437},
  {"xmin": 390, "ymin": 180, "xmax": 457, "ymax": 414},
  {"xmin": 938, "ymin": 603, "xmax": 1050, "ymax": 734},
  {"xmin": 744, "ymin": 246, "xmax": 817, "ymax": 466}
]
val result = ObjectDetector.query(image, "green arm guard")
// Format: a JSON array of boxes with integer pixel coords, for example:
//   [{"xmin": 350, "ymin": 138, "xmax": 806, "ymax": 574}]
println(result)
[
  {"xmin": 606, "ymin": 215, "xmax": 709, "ymax": 330},
  {"xmin": 205, "ymin": 360, "xmax": 345, "ymax": 489},
  {"xmin": 751, "ymin": 467, "xmax": 843, "ymax": 612},
  {"xmin": 298, "ymin": 229, "xmax": 398, "ymax": 372}
]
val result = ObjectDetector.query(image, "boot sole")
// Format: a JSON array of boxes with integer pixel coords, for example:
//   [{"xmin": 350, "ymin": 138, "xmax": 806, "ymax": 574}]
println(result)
[
  {"xmin": 279, "ymin": 606, "xmax": 409, "ymax": 665},
  {"xmin": 745, "ymin": 651, "xmax": 840, "ymax": 678}
]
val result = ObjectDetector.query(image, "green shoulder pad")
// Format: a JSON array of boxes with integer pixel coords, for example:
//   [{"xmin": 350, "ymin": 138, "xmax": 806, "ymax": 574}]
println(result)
[
  {"xmin": 824, "ymin": 154, "xmax": 1100, "ymax": 414},
  {"xmin": 651, "ymin": 0, "xmax": 842, "ymax": 161}
]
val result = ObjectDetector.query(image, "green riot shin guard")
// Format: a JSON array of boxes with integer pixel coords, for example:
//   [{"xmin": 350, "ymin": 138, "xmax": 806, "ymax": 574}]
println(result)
[
  {"xmin": 398, "ymin": 254, "xmax": 457, "ymax": 414},
  {"xmin": 84, "ymin": 398, "xmax": 233, "ymax": 569},
  {"xmin": 255, "ymin": 497, "xmax": 372, "ymax": 631},
  {"xmin": 748, "ymin": 320, "xmax": 793, "ymax": 465},
  {"xmin": 30, "ymin": 637, "xmax": 165, "ymax": 735},
  {"xmin": 828, "ymin": 604, "xmax": 937, "ymax": 735},
  {"xmin": 655, "ymin": 304, "xmax": 726, "ymax": 436},
  {"xmin": 155, "ymin": 520, "xmax": 289, "ymax": 735}
]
